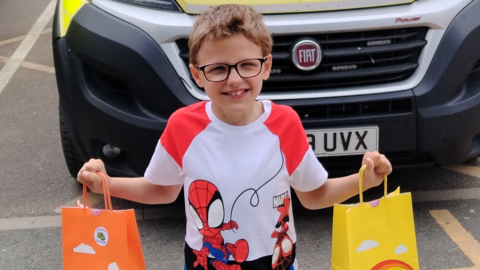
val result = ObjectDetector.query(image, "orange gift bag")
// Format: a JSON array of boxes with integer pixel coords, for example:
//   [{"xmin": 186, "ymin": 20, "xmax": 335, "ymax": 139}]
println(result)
[{"xmin": 62, "ymin": 172, "xmax": 146, "ymax": 270}]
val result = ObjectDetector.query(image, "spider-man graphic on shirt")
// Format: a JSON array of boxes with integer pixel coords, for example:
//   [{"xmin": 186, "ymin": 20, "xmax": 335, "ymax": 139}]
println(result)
[
  {"xmin": 188, "ymin": 180, "xmax": 249, "ymax": 270},
  {"xmin": 271, "ymin": 195, "xmax": 294, "ymax": 270}
]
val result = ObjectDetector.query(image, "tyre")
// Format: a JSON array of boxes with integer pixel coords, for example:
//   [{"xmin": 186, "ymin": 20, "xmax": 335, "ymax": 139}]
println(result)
[{"xmin": 59, "ymin": 102, "xmax": 84, "ymax": 179}]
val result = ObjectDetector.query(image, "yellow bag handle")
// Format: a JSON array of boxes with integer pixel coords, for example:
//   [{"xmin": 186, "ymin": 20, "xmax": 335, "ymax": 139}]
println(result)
[{"xmin": 358, "ymin": 164, "xmax": 388, "ymax": 204}]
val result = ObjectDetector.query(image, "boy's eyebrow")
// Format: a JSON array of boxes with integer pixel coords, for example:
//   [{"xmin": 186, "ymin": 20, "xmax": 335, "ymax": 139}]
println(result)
[{"xmin": 198, "ymin": 56, "xmax": 267, "ymax": 66}]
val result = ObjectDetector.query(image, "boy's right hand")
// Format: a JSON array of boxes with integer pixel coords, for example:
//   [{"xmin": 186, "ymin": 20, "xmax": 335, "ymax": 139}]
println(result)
[{"xmin": 77, "ymin": 159, "xmax": 109, "ymax": 194}]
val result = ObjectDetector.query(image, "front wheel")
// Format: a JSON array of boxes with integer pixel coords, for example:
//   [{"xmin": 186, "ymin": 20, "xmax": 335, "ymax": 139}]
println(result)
[{"xmin": 59, "ymin": 102, "xmax": 84, "ymax": 179}]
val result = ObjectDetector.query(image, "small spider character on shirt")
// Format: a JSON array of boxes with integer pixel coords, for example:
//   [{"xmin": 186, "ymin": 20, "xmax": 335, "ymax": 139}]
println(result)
[
  {"xmin": 188, "ymin": 180, "xmax": 249, "ymax": 270},
  {"xmin": 271, "ymin": 195, "xmax": 294, "ymax": 270}
]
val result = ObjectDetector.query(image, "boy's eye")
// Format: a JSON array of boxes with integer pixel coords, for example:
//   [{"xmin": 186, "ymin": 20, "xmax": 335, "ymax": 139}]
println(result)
[
  {"xmin": 240, "ymin": 61, "xmax": 259, "ymax": 70},
  {"xmin": 206, "ymin": 65, "xmax": 227, "ymax": 74}
]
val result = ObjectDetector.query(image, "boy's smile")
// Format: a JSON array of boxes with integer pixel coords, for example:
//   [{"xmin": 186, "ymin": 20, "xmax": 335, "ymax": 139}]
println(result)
[
  {"xmin": 190, "ymin": 34, "xmax": 272, "ymax": 126},
  {"xmin": 223, "ymin": 89, "xmax": 248, "ymax": 98}
]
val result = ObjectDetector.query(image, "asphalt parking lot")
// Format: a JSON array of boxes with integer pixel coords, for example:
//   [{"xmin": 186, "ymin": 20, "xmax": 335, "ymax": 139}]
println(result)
[{"xmin": 0, "ymin": 1, "xmax": 479, "ymax": 270}]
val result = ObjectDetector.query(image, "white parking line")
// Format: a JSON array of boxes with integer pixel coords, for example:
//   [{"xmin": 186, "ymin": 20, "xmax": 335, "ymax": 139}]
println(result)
[
  {"xmin": 0, "ymin": 56, "xmax": 55, "ymax": 74},
  {"xmin": 2, "ymin": 187, "xmax": 478, "ymax": 231},
  {"xmin": 53, "ymin": 192, "xmax": 104, "ymax": 214},
  {"xmin": 18, "ymin": 61, "xmax": 55, "ymax": 74},
  {"xmin": 0, "ymin": 215, "xmax": 61, "ymax": 231},
  {"xmin": 411, "ymin": 188, "xmax": 480, "ymax": 202},
  {"xmin": 0, "ymin": 28, "xmax": 52, "ymax": 47},
  {"xmin": 0, "ymin": 0, "xmax": 56, "ymax": 96},
  {"xmin": 0, "ymin": 206, "xmax": 185, "ymax": 231},
  {"xmin": 367, "ymin": 187, "xmax": 480, "ymax": 203},
  {"xmin": 445, "ymin": 165, "xmax": 480, "ymax": 179}
]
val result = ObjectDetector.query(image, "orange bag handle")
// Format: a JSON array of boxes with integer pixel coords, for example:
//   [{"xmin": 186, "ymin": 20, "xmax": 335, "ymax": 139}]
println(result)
[
  {"xmin": 358, "ymin": 164, "xmax": 388, "ymax": 204},
  {"xmin": 82, "ymin": 171, "xmax": 113, "ymax": 211}
]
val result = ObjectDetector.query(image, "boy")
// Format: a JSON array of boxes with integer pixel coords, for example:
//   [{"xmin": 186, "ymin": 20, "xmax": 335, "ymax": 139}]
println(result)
[{"xmin": 77, "ymin": 4, "xmax": 392, "ymax": 270}]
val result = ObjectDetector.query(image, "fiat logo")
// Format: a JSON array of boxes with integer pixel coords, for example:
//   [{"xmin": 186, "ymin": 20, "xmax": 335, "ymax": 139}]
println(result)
[{"xmin": 291, "ymin": 40, "xmax": 322, "ymax": 71}]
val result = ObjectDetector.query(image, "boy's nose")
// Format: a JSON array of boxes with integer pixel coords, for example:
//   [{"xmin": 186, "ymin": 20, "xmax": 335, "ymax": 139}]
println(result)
[{"xmin": 227, "ymin": 67, "xmax": 242, "ymax": 85}]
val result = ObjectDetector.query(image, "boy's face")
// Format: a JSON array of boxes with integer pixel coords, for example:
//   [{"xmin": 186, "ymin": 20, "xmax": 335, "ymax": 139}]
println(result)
[{"xmin": 189, "ymin": 34, "xmax": 272, "ymax": 122}]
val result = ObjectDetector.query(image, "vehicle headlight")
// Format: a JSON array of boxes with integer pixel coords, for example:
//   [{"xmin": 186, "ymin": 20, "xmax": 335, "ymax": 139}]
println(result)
[{"xmin": 111, "ymin": 0, "xmax": 181, "ymax": 11}]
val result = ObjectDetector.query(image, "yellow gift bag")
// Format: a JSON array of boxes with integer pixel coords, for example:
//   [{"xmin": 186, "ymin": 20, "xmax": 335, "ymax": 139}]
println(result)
[{"xmin": 331, "ymin": 165, "xmax": 419, "ymax": 270}]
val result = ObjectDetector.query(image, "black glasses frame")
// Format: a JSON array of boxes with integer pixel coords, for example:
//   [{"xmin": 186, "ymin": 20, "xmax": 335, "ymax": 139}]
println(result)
[{"xmin": 196, "ymin": 57, "xmax": 268, "ymax": 82}]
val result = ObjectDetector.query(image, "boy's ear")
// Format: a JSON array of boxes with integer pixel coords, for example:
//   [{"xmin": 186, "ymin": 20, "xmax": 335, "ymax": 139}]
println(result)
[
  {"xmin": 262, "ymin": 54, "xmax": 273, "ymax": 81},
  {"xmin": 189, "ymin": 63, "xmax": 204, "ymax": 88}
]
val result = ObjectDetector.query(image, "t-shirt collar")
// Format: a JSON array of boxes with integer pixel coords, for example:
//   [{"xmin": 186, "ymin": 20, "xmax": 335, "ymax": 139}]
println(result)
[{"xmin": 205, "ymin": 100, "xmax": 272, "ymax": 133}]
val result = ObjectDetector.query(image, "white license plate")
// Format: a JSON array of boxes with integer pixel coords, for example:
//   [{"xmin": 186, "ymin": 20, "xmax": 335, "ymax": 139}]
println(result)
[{"xmin": 306, "ymin": 127, "xmax": 378, "ymax": 157}]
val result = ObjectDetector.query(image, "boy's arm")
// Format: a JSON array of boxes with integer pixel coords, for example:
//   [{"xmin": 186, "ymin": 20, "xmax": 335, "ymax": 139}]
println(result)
[
  {"xmin": 78, "ymin": 159, "xmax": 183, "ymax": 205},
  {"xmin": 108, "ymin": 176, "xmax": 183, "ymax": 205},
  {"xmin": 294, "ymin": 174, "xmax": 360, "ymax": 210},
  {"xmin": 294, "ymin": 151, "xmax": 391, "ymax": 210}
]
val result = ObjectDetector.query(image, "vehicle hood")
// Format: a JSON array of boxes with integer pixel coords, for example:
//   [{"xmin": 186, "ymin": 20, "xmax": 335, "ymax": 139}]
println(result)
[{"xmin": 176, "ymin": 0, "xmax": 414, "ymax": 14}]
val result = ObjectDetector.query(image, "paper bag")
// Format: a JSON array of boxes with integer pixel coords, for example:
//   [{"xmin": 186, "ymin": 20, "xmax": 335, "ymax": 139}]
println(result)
[
  {"xmin": 331, "ymin": 165, "xmax": 419, "ymax": 270},
  {"xmin": 62, "ymin": 172, "xmax": 146, "ymax": 270}
]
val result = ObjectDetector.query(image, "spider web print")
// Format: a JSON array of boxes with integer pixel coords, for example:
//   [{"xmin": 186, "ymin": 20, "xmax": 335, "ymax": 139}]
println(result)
[{"xmin": 228, "ymin": 145, "xmax": 285, "ymax": 228}]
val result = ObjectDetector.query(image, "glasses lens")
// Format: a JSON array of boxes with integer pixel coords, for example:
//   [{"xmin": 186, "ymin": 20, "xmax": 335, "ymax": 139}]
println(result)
[
  {"xmin": 204, "ymin": 64, "xmax": 229, "ymax": 82},
  {"xmin": 237, "ymin": 59, "xmax": 262, "ymax": 78},
  {"xmin": 201, "ymin": 59, "xmax": 263, "ymax": 82}
]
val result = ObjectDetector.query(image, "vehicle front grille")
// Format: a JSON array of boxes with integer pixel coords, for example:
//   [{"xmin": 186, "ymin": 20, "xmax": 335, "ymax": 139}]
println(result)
[
  {"xmin": 176, "ymin": 27, "xmax": 428, "ymax": 93},
  {"xmin": 320, "ymin": 151, "xmax": 433, "ymax": 176},
  {"xmin": 291, "ymin": 98, "xmax": 412, "ymax": 120}
]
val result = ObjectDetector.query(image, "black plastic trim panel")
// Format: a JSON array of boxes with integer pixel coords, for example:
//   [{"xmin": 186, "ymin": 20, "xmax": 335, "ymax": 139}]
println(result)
[{"xmin": 413, "ymin": 0, "xmax": 480, "ymax": 165}]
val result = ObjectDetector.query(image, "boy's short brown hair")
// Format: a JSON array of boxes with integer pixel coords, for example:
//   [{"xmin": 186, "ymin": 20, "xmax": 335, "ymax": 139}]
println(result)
[{"xmin": 188, "ymin": 4, "xmax": 273, "ymax": 65}]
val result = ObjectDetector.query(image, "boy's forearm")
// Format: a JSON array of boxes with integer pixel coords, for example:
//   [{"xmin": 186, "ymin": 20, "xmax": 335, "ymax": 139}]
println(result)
[
  {"xmin": 295, "ymin": 173, "xmax": 361, "ymax": 210},
  {"xmin": 107, "ymin": 176, "xmax": 182, "ymax": 205}
]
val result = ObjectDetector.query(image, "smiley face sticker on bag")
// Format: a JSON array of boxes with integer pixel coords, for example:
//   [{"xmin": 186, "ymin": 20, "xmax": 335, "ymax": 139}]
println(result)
[{"xmin": 94, "ymin": 227, "xmax": 109, "ymax": 246}]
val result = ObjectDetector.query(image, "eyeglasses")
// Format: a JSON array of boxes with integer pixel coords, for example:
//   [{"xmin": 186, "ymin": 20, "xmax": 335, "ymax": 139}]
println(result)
[{"xmin": 196, "ymin": 57, "xmax": 268, "ymax": 82}]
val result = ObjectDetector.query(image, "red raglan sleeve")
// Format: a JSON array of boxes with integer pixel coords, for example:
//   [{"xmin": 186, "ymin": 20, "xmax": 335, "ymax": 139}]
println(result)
[
  {"xmin": 145, "ymin": 102, "xmax": 211, "ymax": 185},
  {"xmin": 264, "ymin": 103, "xmax": 328, "ymax": 192}
]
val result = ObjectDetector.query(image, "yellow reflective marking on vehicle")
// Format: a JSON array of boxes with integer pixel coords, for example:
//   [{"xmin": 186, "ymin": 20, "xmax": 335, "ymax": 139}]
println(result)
[
  {"xmin": 63, "ymin": 13, "xmax": 71, "ymax": 34},
  {"xmin": 65, "ymin": 0, "xmax": 84, "ymax": 15},
  {"xmin": 59, "ymin": 0, "xmax": 89, "ymax": 37}
]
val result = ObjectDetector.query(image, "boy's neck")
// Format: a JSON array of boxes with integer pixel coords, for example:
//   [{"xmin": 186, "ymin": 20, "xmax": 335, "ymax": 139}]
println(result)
[{"xmin": 211, "ymin": 101, "xmax": 264, "ymax": 126}]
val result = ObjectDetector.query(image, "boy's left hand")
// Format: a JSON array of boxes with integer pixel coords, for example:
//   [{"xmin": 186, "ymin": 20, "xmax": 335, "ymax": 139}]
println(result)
[{"xmin": 361, "ymin": 151, "xmax": 392, "ymax": 190}]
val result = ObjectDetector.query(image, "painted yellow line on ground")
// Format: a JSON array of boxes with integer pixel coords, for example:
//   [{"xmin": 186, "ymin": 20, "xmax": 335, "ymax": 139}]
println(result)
[
  {"xmin": 439, "ymin": 268, "xmax": 480, "ymax": 270},
  {"xmin": 0, "ymin": 28, "xmax": 52, "ymax": 47},
  {"xmin": 0, "ymin": 0, "xmax": 56, "ymax": 96},
  {"xmin": 446, "ymin": 165, "xmax": 480, "ymax": 179},
  {"xmin": 54, "ymin": 192, "xmax": 104, "ymax": 214},
  {"xmin": 0, "ymin": 55, "xmax": 55, "ymax": 74},
  {"xmin": 430, "ymin": 209, "xmax": 480, "ymax": 268}
]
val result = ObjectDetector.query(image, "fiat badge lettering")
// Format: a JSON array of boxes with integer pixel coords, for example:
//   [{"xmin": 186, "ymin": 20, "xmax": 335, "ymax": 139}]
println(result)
[{"xmin": 292, "ymin": 40, "xmax": 322, "ymax": 71}]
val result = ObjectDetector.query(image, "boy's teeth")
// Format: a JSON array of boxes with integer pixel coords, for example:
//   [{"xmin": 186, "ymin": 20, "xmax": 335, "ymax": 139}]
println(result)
[{"xmin": 229, "ymin": 90, "xmax": 244, "ymax": 96}]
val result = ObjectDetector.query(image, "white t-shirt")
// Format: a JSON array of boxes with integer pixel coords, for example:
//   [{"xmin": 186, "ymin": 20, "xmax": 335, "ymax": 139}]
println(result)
[{"xmin": 145, "ymin": 100, "xmax": 327, "ymax": 270}]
